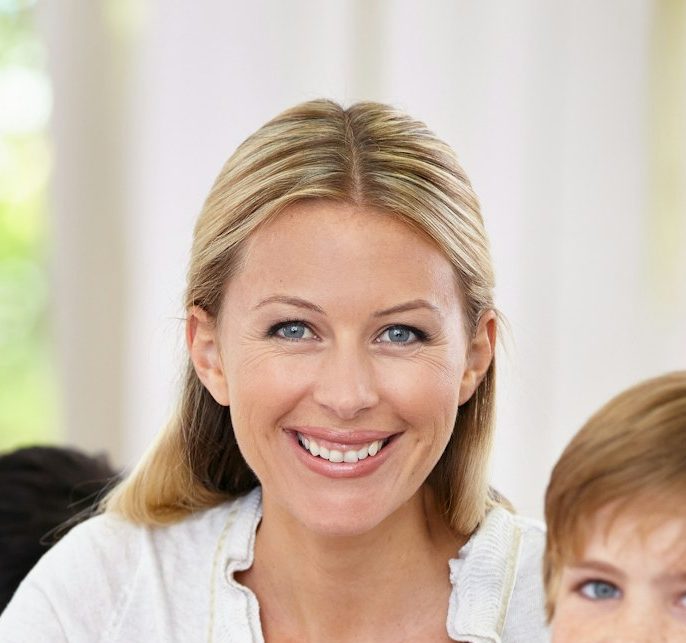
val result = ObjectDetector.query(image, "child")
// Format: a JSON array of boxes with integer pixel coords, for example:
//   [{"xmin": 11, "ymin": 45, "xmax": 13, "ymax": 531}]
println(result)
[{"xmin": 544, "ymin": 371, "xmax": 686, "ymax": 642}]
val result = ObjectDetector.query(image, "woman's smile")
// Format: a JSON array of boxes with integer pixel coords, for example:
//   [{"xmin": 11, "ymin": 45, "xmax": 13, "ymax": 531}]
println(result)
[
  {"xmin": 294, "ymin": 428, "xmax": 392, "ymax": 462},
  {"xmin": 286, "ymin": 426, "xmax": 399, "ymax": 478}
]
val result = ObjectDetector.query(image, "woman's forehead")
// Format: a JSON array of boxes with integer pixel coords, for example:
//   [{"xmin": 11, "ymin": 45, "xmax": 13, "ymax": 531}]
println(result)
[
  {"xmin": 228, "ymin": 201, "xmax": 462, "ymax": 308},
  {"xmin": 244, "ymin": 200, "xmax": 452, "ymax": 268}
]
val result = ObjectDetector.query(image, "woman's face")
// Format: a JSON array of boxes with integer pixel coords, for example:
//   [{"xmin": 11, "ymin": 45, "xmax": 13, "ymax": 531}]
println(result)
[{"xmin": 190, "ymin": 200, "xmax": 494, "ymax": 537}]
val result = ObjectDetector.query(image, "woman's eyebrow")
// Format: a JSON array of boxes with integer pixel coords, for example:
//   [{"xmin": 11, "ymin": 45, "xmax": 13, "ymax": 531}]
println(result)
[
  {"xmin": 253, "ymin": 295, "xmax": 441, "ymax": 317},
  {"xmin": 253, "ymin": 295, "xmax": 325, "ymax": 314},
  {"xmin": 374, "ymin": 299, "xmax": 441, "ymax": 317}
]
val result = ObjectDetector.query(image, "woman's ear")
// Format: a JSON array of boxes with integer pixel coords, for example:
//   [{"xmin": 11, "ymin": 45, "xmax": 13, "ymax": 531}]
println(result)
[
  {"xmin": 187, "ymin": 306, "xmax": 230, "ymax": 406},
  {"xmin": 458, "ymin": 310, "xmax": 496, "ymax": 405}
]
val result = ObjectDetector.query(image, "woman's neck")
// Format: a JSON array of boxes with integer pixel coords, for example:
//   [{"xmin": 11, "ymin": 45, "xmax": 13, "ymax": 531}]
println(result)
[{"xmin": 237, "ymin": 485, "xmax": 466, "ymax": 642}]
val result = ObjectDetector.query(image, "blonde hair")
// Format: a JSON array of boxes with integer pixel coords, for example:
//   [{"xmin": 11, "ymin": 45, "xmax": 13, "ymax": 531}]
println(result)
[
  {"xmin": 544, "ymin": 371, "xmax": 686, "ymax": 619},
  {"xmin": 105, "ymin": 99, "xmax": 502, "ymax": 535}
]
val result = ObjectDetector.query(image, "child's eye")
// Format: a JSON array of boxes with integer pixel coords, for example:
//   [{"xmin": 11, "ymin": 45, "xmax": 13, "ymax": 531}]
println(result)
[
  {"xmin": 269, "ymin": 321, "xmax": 316, "ymax": 341},
  {"xmin": 377, "ymin": 325, "xmax": 426, "ymax": 344},
  {"xmin": 578, "ymin": 580, "xmax": 621, "ymax": 601}
]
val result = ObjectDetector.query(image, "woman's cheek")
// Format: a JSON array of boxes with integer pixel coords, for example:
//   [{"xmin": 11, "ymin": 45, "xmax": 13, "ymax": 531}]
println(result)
[
  {"xmin": 375, "ymin": 355, "xmax": 461, "ymax": 423},
  {"xmin": 231, "ymin": 347, "xmax": 317, "ymax": 397}
]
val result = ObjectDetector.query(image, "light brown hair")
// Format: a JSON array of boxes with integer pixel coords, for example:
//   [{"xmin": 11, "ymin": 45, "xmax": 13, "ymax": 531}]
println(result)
[
  {"xmin": 544, "ymin": 370, "xmax": 686, "ymax": 619},
  {"xmin": 105, "ymin": 99, "xmax": 504, "ymax": 535}
]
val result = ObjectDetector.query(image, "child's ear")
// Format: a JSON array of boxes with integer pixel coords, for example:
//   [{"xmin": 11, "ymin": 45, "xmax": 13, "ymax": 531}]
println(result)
[
  {"xmin": 458, "ymin": 310, "xmax": 496, "ymax": 405},
  {"xmin": 186, "ymin": 306, "xmax": 230, "ymax": 406}
]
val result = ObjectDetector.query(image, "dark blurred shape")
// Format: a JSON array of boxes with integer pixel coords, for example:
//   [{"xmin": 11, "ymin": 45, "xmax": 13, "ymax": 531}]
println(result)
[{"xmin": 0, "ymin": 446, "xmax": 119, "ymax": 611}]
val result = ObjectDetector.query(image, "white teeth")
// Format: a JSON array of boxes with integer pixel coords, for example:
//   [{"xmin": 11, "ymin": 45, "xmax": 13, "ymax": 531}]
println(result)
[
  {"xmin": 297, "ymin": 433, "xmax": 388, "ymax": 463},
  {"xmin": 343, "ymin": 450, "xmax": 358, "ymax": 463}
]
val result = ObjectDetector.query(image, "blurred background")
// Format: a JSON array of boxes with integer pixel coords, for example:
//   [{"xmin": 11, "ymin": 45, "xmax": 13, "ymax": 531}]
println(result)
[{"xmin": 1, "ymin": 0, "xmax": 684, "ymax": 519}]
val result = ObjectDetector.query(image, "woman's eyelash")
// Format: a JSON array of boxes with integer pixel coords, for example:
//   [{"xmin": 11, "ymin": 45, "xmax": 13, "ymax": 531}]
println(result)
[
  {"xmin": 266, "ymin": 320, "xmax": 314, "ymax": 340},
  {"xmin": 378, "ymin": 324, "xmax": 429, "ymax": 343},
  {"xmin": 265, "ymin": 321, "xmax": 432, "ymax": 344}
]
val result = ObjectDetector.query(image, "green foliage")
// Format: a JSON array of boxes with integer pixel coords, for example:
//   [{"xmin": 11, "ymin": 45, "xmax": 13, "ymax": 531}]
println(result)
[{"xmin": 0, "ymin": 3, "xmax": 60, "ymax": 451}]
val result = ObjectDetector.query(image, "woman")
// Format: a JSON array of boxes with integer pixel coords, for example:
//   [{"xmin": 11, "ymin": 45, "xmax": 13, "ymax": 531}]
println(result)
[{"xmin": 0, "ymin": 100, "xmax": 548, "ymax": 641}]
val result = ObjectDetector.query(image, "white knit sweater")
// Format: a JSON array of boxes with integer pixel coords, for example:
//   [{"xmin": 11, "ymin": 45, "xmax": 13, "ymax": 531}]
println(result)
[{"xmin": 0, "ymin": 488, "xmax": 549, "ymax": 642}]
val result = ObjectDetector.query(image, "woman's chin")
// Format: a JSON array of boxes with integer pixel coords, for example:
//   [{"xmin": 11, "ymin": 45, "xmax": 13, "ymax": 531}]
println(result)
[
  {"xmin": 295, "ymin": 510, "xmax": 389, "ymax": 539},
  {"xmin": 266, "ymin": 487, "xmax": 402, "ymax": 540}
]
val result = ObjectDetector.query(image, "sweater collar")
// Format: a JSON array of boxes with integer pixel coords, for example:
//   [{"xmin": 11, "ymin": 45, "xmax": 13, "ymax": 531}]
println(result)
[
  {"xmin": 447, "ymin": 506, "xmax": 522, "ymax": 642},
  {"xmin": 215, "ymin": 488, "xmax": 521, "ymax": 643}
]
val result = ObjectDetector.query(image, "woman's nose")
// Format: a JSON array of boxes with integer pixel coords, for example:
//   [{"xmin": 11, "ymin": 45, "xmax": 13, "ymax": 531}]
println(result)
[{"xmin": 312, "ymin": 346, "xmax": 380, "ymax": 420}]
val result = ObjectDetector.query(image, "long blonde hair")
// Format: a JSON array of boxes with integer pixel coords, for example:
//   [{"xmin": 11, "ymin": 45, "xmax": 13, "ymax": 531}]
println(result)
[{"xmin": 105, "ymin": 99, "xmax": 502, "ymax": 535}]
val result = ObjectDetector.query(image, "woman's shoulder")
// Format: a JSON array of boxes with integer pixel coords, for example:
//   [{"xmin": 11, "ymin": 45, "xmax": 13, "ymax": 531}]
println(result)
[
  {"xmin": 0, "ymin": 510, "xmax": 141, "ymax": 640},
  {"xmin": 489, "ymin": 508, "xmax": 549, "ymax": 641},
  {"xmin": 37, "ymin": 489, "xmax": 250, "ymax": 569},
  {"xmin": 0, "ymin": 490, "xmax": 258, "ymax": 642},
  {"xmin": 508, "ymin": 510, "xmax": 547, "ymax": 570},
  {"xmin": 56, "ymin": 489, "xmax": 256, "ymax": 585},
  {"xmin": 448, "ymin": 506, "xmax": 549, "ymax": 642},
  {"xmin": 477, "ymin": 505, "xmax": 545, "ymax": 552},
  {"xmin": 502, "ymin": 510, "xmax": 549, "ymax": 640}
]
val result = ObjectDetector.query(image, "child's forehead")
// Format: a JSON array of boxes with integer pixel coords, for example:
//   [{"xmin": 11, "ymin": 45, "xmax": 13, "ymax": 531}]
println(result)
[{"xmin": 574, "ymin": 503, "xmax": 686, "ymax": 569}]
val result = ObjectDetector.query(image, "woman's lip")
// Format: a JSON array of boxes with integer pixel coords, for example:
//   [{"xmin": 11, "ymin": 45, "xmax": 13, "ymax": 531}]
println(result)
[
  {"xmin": 283, "ymin": 426, "xmax": 398, "ymax": 446},
  {"xmin": 286, "ymin": 430, "xmax": 396, "ymax": 479}
]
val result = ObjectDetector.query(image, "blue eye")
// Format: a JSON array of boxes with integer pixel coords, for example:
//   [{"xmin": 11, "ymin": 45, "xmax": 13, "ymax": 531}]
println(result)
[
  {"xmin": 579, "ymin": 580, "xmax": 621, "ymax": 601},
  {"xmin": 270, "ymin": 321, "xmax": 314, "ymax": 341},
  {"xmin": 378, "ymin": 325, "xmax": 423, "ymax": 344}
]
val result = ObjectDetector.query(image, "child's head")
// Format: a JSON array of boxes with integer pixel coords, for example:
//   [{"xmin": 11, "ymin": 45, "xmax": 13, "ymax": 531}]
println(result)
[{"xmin": 544, "ymin": 371, "xmax": 686, "ymax": 641}]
